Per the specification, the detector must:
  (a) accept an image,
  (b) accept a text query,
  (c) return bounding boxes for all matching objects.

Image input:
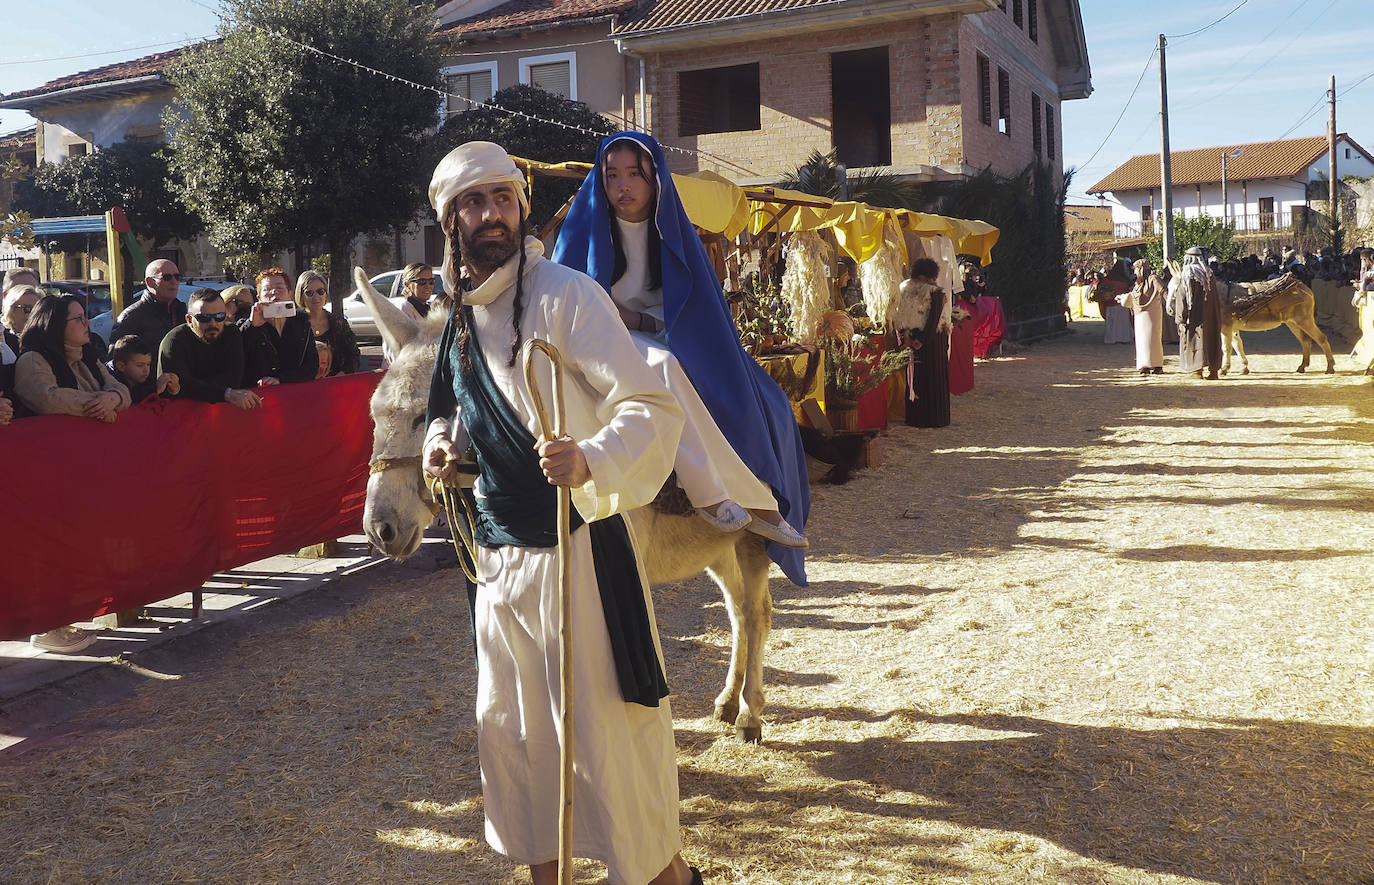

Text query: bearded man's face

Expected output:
[451,182,523,276]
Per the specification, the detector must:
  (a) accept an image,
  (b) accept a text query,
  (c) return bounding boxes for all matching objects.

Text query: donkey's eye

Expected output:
[412,414,427,430]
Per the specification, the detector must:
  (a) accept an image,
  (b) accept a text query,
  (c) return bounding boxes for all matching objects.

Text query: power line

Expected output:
[1072,46,1157,174]
[1164,0,1249,41]
[0,38,207,67]
[176,0,762,177]
[1174,0,1336,112]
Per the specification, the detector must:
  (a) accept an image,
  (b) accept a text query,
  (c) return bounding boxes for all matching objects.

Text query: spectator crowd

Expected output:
[0,260,386,654]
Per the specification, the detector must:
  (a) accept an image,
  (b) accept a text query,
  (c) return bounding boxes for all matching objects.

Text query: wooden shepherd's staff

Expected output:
[521,338,574,885]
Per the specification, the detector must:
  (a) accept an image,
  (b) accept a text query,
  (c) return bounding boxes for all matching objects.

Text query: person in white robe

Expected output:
[1119,258,1165,374]
[422,142,702,885]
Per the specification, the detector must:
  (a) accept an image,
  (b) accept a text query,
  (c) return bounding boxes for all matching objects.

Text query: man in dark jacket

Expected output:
[158,290,261,410]
[111,259,188,347]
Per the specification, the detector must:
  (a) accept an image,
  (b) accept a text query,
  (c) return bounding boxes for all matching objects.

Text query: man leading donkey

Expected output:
[421,141,704,885]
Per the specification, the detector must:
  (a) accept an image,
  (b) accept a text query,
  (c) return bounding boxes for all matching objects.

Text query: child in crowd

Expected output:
[1353,249,1374,308]
[106,335,179,403]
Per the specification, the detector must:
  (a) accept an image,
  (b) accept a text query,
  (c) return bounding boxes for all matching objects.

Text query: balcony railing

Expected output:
[1111,207,1316,240]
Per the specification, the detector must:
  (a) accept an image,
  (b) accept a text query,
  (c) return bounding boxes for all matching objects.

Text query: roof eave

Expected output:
[0,74,167,111]
[439,13,618,43]
[615,0,997,51]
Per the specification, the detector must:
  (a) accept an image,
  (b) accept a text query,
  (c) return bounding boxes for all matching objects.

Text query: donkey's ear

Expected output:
[354,266,418,359]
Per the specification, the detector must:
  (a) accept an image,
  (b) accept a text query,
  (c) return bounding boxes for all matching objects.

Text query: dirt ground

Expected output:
[3,322,1372,885]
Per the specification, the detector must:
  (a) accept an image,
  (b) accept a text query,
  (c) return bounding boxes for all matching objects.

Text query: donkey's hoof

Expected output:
[1325,367,1335,374]
[715,700,739,726]
[735,724,763,744]
[1297,366,1307,373]
[1242,368,1250,375]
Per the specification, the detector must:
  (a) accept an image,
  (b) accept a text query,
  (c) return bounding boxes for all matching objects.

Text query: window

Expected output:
[1045,103,1056,160]
[997,67,1011,135]
[977,53,992,126]
[1258,196,1275,230]
[832,47,891,168]
[678,63,760,136]
[1139,205,1153,235]
[442,62,497,117]
[1012,0,1023,27]
[66,142,89,158]
[1345,147,1352,159]
[1031,94,1042,156]
[519,52,576,100]
[1028,0,1038,42]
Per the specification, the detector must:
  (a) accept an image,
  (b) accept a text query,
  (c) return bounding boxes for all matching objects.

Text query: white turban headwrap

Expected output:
[428,141,530,295]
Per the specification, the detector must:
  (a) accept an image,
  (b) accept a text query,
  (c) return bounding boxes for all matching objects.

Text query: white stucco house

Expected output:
[1087,133,1374,240]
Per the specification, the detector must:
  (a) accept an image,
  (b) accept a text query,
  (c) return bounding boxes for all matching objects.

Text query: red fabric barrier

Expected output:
[968,295,1007,359]
[950,303,975,396]
[1,372,381,639]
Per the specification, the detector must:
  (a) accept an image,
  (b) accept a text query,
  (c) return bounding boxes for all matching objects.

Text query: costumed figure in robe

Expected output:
[1120,258,1165,375]
[552,131,810,586]
[1166,246,1223,380]
[897,258,951,427]
[421,141,703,885]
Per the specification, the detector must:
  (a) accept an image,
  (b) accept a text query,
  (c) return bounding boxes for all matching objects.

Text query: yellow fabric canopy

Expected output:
[510,154,998,266]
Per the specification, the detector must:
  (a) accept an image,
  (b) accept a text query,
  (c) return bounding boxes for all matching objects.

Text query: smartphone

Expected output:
[262,301,297,319]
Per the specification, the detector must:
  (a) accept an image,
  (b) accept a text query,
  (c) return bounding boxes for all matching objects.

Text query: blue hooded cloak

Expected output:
[552,131,809,586]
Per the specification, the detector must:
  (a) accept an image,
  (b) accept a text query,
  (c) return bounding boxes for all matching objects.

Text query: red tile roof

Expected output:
[2,46,195,102]
[613,0,838,34]
[1086,135,1369,194]
[435,0,636,38]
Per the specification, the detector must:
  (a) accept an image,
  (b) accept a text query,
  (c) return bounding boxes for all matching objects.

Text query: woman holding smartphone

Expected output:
[239,267,318,387]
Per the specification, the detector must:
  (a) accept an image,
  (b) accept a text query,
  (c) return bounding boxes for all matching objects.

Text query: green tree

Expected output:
[777,149,920,209]
[165,0,443,314]
[939,163,1070,321]
[13,138,202,250]
[1144,213,1239,269]
[435,85,614,230]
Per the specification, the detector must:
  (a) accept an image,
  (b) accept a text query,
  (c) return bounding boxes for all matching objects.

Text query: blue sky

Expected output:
[3,0,1372,205]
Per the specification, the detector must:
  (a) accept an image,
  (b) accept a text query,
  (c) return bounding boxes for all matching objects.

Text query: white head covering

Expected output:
[429,141,529,218]
[428,141,530,294]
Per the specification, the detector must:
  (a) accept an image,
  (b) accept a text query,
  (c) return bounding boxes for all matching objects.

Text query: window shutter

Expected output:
[1031,94,1042,156]
[446,70,493,116]
[529,62,571,99]
[978,54,991,126]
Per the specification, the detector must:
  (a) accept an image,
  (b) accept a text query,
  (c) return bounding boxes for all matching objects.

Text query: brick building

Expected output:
[1,0,1090,274]
[612,0,1090,182]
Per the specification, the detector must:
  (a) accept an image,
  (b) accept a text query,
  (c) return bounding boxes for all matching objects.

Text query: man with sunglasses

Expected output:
[111,259,189,350]
[158,289,260,410]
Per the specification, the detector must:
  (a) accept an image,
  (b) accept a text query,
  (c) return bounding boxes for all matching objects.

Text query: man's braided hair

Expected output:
[441,200,530,372]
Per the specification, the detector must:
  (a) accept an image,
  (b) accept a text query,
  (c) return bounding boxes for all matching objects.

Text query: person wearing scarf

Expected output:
[421,141,703,885]
[1167,247,1223,380]
[552,131,811,586]
[1121,259,1166,375]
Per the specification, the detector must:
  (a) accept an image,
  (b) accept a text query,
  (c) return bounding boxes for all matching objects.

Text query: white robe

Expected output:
[611,217,776,512]
[428,239,687,884]
[1120,278,1165,370]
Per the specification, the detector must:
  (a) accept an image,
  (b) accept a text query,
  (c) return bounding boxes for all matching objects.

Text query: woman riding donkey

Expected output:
[553,132,810,587]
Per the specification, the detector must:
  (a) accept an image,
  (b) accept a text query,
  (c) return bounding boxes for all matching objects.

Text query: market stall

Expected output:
[519,155,999,471]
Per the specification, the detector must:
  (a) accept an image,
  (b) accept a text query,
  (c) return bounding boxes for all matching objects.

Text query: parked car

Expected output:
[89,279,239,346]
[343,270,447,343]
[42,280,113,318]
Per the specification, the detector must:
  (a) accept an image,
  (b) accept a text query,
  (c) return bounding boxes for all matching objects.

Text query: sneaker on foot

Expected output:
[30,626,96,655]
[695,499,751,533]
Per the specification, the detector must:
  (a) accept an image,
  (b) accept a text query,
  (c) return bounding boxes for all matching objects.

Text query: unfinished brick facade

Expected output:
[646,5,1070,186]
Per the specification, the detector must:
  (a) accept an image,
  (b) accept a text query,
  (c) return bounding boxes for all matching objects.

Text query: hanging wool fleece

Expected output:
[780,231,834,344]
[859,219,905,328]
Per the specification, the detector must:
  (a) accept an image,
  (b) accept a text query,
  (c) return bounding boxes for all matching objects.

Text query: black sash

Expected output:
[426,306,668,707]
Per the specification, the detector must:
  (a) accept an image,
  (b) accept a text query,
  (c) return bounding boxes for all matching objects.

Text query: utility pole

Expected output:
[1158,34,1175,263]
[1328,74,1338,245]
